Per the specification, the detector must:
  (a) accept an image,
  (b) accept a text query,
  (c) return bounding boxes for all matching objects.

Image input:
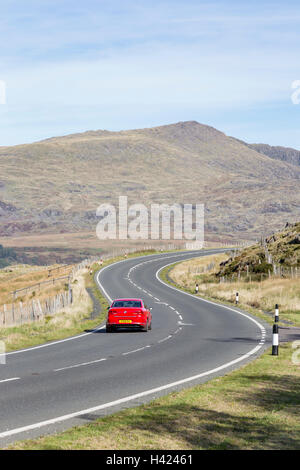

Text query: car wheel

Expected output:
[106,325,114,333]
[142,321,149,332]
[149,321,152,330]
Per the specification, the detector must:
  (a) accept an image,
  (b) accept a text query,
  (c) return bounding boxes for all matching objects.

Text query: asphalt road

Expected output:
[0,249,270,446]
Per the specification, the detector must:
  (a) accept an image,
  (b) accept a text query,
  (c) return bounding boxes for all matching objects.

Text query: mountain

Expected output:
[0,121,299,241]
[241,142,300,167]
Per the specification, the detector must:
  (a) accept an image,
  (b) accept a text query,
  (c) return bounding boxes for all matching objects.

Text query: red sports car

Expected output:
[106,298,152,332]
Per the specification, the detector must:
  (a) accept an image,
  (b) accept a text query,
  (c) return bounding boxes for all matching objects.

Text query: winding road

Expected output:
[0,249,270,446]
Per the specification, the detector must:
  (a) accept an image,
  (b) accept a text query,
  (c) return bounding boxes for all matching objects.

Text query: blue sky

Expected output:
[0,0,300,148]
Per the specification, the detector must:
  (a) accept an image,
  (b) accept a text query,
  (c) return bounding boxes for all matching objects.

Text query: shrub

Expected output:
[251,262,273,274]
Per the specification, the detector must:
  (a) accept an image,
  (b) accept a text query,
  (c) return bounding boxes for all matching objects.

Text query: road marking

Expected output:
[173,328,182,335]
[3,251,224,356]
[0,378,20,384]
[5,326,106,356]
[0,342,262,440]
[155,263,267,336]
[158,335,172,343]
[54,358,107,372]
[122,345,151,356]
[1,249,252,439]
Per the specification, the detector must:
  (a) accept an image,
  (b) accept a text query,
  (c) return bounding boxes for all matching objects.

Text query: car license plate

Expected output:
[119,320,132,323]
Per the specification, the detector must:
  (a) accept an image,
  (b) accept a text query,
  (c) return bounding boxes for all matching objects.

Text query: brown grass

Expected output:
[1,266,95,351]
[0,263,73,307]
[170,255,300,325]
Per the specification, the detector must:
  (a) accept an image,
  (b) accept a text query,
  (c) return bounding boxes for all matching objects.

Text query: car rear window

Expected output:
[112,300,142,308]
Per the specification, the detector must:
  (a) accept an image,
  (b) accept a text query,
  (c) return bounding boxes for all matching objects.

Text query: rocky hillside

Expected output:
[218,222,300,276]
[246,143,300,167]
[0,121,299,240]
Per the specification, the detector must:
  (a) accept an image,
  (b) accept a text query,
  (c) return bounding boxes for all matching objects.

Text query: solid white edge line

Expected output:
[5,326,106,356]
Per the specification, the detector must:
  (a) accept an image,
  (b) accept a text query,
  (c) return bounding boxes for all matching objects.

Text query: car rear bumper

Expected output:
[106,321,146,328]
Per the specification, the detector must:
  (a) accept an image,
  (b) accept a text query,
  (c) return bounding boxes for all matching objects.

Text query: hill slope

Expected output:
[244,143,300,167]
[218,222,300,277]
[0,121,299,240]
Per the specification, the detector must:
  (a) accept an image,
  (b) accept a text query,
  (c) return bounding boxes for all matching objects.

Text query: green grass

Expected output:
[7,343,300,450]
[0,317,101,352]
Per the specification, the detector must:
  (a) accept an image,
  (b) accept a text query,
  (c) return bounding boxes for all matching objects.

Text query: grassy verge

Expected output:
[8,342,300,450]
[162,255,300,327]
[0,270,99,352]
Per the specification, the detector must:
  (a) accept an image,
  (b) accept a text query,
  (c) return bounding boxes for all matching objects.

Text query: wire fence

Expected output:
[219,266,300,283]
[10,274,71,300]
[0,290,73,327]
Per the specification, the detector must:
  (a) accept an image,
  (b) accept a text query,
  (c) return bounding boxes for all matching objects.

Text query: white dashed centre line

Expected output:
[122,345,151,356]
[0,378,20,384]
[54,358,107,372]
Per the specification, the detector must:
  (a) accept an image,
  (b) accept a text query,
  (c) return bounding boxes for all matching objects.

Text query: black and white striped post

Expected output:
[275,304,279,323]
[272,324,279,356]
[235,292,239,305]
[195,284,199,294]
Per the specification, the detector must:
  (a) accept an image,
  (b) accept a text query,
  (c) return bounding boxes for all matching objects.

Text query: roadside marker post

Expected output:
[235,292,239,305]
[195,284,199,294]
[272,324,279,356]
[275,304,279,323]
